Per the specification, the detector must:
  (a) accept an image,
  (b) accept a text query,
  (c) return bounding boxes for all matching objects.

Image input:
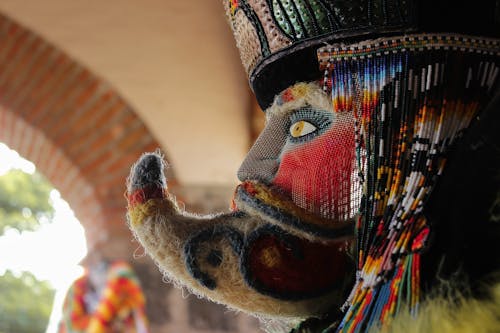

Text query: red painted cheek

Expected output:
[273,120,356,219]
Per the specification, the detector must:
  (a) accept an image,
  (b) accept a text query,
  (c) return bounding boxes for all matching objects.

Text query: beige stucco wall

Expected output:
[0,0,251,186]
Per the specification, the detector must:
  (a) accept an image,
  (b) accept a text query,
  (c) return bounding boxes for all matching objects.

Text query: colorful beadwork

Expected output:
[271,0,334,40]
[228,0,271,57]
[317,33,500,332]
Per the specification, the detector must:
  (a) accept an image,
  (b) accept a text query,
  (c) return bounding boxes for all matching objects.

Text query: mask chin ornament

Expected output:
[127,0,500,331]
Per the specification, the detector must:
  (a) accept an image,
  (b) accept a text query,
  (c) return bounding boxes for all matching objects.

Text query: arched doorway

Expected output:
[0,12,167,256]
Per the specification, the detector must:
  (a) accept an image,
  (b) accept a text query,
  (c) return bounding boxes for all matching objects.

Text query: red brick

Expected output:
[15,51,71,120]
[1,107,14,146]
[14,116,33,159]
[36,71,99,133]
[21,59,73,126]
[2,36,43,107]
[55,91,118,148]
[0,22,22,74]
[0,29,31,94]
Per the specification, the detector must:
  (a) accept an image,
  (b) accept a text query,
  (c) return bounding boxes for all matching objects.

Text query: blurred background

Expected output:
[0,1,265,332]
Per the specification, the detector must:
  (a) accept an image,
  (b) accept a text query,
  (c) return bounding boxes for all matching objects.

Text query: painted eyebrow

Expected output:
[266,101,333,121]
[266,88,333,119]
[289,107,333,123]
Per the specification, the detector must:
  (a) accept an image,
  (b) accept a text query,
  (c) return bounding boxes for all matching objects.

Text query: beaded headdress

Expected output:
[225,0,499,108]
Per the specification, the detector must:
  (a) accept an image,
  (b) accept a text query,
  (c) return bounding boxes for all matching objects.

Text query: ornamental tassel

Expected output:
[318,34,500,332]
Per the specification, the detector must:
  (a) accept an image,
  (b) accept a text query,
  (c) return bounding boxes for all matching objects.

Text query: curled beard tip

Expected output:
[127,152,168,193]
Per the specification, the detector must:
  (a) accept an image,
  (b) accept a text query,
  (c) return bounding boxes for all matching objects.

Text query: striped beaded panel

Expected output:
[317,33,499,332]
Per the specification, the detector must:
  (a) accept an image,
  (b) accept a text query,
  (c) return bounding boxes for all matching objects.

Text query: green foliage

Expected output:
[0,169,55,235]
[0,270,55,333]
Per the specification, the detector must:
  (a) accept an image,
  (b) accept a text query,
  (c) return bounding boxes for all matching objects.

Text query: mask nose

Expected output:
[237,116,287,184]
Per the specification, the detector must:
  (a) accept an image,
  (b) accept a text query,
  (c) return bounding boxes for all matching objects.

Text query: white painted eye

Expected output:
[289,120,317,138]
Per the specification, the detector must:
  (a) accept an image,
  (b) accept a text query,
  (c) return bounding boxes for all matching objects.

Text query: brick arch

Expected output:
[0,13,174,253]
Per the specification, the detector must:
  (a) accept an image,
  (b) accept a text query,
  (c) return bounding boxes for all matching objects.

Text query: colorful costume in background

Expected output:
[126,1,500,332]
[58,261,148,333]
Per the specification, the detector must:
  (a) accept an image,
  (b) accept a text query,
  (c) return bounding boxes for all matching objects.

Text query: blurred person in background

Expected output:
[58,253,148,333]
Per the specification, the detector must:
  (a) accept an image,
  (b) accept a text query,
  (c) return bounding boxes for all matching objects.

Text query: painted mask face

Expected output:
[238,82,359,222]
[125,82,357,324]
